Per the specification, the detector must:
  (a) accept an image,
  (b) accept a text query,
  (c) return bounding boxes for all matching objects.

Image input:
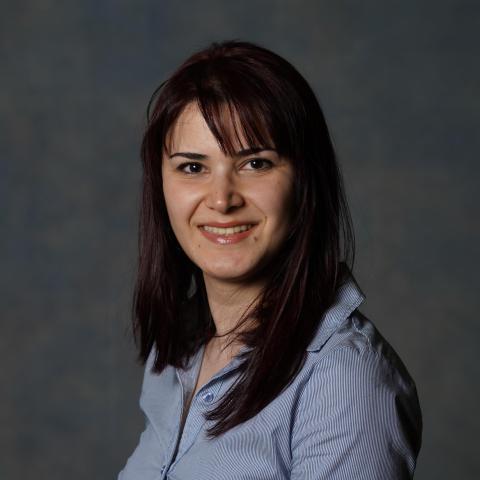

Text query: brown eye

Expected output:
[245,158,273,170]
[177,162,204,174]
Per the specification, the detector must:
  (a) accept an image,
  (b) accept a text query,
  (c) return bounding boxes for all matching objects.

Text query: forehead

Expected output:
[167,103,216,146]
[164,101,273,156]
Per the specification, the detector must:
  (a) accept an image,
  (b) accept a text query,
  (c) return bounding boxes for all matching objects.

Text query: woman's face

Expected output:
[162,102,295,285]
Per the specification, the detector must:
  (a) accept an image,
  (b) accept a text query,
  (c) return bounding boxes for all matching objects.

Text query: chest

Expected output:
[139,352,303,479]
[177,355,230,443]
[191,354,230,399]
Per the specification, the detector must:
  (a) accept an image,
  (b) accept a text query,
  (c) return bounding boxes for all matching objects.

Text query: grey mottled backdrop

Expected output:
[1,1,479,478]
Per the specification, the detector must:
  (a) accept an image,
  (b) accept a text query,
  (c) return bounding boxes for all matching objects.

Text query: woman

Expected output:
[118,40,422,479]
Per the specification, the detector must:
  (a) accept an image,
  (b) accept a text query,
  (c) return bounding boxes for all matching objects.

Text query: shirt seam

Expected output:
[350,314,377,357]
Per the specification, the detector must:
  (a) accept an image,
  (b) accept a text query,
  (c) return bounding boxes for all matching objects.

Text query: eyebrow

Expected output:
[168,146,276,160]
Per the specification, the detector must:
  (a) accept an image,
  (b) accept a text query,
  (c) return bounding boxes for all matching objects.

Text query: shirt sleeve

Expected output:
[117,416,166,480]
[118,348,167,480]
[290,345,422,479]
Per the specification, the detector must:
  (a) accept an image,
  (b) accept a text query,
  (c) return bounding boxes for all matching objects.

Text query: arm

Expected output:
[290,346,422,479]
[118,416,166,480]
[118,347,168,480]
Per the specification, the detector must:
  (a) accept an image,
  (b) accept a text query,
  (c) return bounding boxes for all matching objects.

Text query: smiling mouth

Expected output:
[201,224,255,235]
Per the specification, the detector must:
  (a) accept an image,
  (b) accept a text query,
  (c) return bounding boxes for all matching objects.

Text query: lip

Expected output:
[199,221,257,228]
[198,224,257,245]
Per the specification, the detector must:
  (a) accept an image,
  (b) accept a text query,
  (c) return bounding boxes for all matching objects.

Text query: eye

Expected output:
[244,158,274,170]
[177,162,204,174]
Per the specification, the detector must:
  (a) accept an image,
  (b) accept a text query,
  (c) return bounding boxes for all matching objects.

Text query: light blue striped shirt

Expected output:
[118,275,422,479]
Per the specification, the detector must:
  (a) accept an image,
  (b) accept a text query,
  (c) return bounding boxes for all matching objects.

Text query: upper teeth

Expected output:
[203,224,253,235]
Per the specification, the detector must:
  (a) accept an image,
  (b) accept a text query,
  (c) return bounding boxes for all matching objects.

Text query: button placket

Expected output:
[202,391,215,403]
[170,380,223,468]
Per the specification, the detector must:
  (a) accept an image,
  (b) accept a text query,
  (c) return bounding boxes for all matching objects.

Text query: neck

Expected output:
[202,274,263,352]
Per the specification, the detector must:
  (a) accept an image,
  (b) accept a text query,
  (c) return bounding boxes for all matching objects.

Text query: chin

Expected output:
[201,261,259,283]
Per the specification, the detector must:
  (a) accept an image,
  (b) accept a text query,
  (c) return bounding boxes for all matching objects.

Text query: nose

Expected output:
[204,171,244,214]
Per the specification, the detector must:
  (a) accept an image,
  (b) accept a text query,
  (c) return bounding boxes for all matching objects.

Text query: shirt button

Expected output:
[202,391,214,403]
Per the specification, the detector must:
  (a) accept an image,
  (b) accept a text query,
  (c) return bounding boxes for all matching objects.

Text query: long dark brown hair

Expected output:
[133,39,355,437]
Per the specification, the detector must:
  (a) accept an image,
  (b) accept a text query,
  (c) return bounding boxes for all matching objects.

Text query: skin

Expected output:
[161,102,295,361]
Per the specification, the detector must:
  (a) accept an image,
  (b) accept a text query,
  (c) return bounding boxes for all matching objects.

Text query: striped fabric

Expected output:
[118,274,422,479]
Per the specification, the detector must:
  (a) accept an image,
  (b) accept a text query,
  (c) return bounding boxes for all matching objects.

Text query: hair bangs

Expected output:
[178,61,293,159]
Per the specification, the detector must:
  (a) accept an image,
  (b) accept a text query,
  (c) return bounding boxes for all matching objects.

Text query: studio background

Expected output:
[1,1,478,478]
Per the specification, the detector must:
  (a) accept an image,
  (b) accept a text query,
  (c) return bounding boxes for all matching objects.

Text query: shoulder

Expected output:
[310,309,419,397]
[291,310,422,477]
[303,272,420,406]
[304,308,422,434]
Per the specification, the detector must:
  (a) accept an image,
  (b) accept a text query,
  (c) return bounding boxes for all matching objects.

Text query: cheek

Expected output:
[162,184,185,232]
[163,182,200,229]
[162,184,176,220]
[263,179,295,219]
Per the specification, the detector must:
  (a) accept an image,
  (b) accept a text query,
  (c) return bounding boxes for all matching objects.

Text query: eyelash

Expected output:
[176,158,274,175]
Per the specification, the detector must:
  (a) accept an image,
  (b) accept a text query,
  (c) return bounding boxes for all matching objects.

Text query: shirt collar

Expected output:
[232,272,365,358]
[306,272,366,352]
[182,272,366,376]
